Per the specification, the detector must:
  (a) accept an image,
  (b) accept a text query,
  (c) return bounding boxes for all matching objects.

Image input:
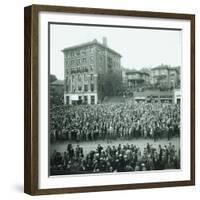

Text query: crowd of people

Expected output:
[50,143,180,175]
[50,102,180,143]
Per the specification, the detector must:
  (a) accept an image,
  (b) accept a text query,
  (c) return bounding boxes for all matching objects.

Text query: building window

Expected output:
[65,68,68,75]
[91,74,94,82]
[78,85,82,91]
[88,47,92,53]
[91,84,94,92]
[82,58,87,64]
[65,84,69,92]
[77,66,81,72]
[90,65,94,72]
[85,66,89,72]
[66,96,69,105]
[84,96,88,104]
[71,60,75,65]
[71,51,74,57]
[84,85,88,92]
[91,95,95,104]
[78,96,82,104]
[90,56,94,63]
[108,57,113,66]
[76,50,80,56]
[84,74,88,82]
[81,50,86,56]
[78,96,82,101]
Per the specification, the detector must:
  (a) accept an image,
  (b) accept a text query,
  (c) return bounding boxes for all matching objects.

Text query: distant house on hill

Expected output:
[151,64,180,88]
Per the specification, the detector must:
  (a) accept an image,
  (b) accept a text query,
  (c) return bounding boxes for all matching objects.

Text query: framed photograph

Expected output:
[24,5,195,195]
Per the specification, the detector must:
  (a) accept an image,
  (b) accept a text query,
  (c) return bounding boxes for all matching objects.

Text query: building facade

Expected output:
[133,90,173,103]
[62,38,121,105]
[174,89,181,104]
[125,70,150,87]
[133,89,181,104]
[151,64,180,87]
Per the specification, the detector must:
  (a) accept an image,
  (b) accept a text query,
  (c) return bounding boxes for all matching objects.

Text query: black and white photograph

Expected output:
[23,5,195,194]
[49,23,181,176]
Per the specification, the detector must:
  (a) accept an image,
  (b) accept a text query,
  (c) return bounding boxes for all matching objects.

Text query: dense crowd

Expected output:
[50,143,180,175]
[50,102,180,143]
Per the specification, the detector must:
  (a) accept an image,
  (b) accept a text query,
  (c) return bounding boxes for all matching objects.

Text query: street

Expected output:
[50,137,180,156]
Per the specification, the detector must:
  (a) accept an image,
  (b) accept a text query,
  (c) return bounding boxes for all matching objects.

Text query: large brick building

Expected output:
[62,37,122,105]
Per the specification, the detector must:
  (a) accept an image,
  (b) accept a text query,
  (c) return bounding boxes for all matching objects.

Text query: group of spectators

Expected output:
[50,143,180,175]
[50,102,180,143]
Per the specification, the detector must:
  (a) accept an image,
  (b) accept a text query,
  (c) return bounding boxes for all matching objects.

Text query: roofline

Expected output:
[62,40,121,57]
[126,71,150,76]
[151,66,180,71]
[151,65,169,70]
[62,41,95,52]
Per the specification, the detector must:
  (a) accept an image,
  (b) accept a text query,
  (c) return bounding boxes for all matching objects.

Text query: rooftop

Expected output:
[151,64,170,70]
[125,69,150,76]
[151,64,180,71]
[62,39,121,57]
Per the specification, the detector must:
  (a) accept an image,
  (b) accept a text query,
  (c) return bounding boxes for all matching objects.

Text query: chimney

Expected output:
[102,37,107,47]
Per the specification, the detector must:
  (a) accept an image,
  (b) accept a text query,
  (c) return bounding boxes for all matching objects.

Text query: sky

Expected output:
[50,23,182,80]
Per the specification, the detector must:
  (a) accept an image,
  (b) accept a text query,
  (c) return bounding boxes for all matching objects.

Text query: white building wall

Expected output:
[174,89,181,104]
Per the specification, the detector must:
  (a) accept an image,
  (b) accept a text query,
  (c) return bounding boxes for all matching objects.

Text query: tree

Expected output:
[101,70,123,98]
[50,74,57,83]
